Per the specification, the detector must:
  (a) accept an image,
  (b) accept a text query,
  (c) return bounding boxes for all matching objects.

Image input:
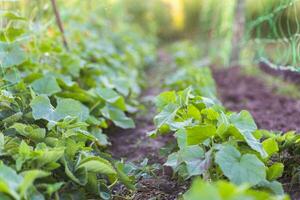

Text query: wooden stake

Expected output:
[50,0,69,50]
[230,0,245,66]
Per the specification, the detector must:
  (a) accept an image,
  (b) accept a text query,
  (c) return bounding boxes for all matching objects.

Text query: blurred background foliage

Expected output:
[1,0,300,69]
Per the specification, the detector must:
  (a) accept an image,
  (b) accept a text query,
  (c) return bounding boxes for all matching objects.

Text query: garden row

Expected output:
[149,41,299,199]
[0,9,156,200]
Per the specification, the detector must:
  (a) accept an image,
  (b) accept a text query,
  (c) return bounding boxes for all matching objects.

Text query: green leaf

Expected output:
[186,104,201,121]
[63,158,87,186]
[176,87,192,107]
[0,163,22,199]
[257,180,284,195]
[201,107,219,120]
[115,162,135,190]
[183,179,221,200]
[19,170,50,198]
[267,163,284,181]
[76,157,116,175]
[60,53,84,77]
[154,103,179,129]
[186,124,216,145]
[230,111,267,158]
[31,76,61,96]
[54,98,89,121]
[30,95,55,121]
[11,123,46,141]
[35,147,65,168]
[101,104,134,129]
[3,12,26,21]
[0,42,26,68]
[215,145,266,186]
[155,91,176,110]
[30,95,89,122]
[262,138,279,157]
[184,179,288,200]
[95,87,126,110]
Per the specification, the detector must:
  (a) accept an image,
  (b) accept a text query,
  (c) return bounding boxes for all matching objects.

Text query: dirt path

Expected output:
[108,50,187,200]
[213,66,300,133]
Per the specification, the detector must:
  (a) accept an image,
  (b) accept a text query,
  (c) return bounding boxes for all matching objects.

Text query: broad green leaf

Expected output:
[257,180,284,195]
[19,170,50,198]
[184,179,221,200]
[215,145,266,186]
[186,104,201,121]
[95,87,126,110]
[54,98,89,121]
[0,163,22,199]
[267,163,284,181]
[165,153,178,169]
[30,95,89,122]
[76,157,116,175]
[230,111,267,158]
[154,103,179,129]
[184,179,289,200]
[60,53,84,77]
[155,91,176,110]
[186,124,216,145]
[31,76,61,96]
[0,42,26,68]
[201,107,219,120]
[101,104,134,129]
[165,144,210,178]
[30,95,55,121]
[262,138,279,157]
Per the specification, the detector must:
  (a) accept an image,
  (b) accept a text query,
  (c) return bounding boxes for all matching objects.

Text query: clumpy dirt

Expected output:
[108,50,188,199]
[213,66,300,133]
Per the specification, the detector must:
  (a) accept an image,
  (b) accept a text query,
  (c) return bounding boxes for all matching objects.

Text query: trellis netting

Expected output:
[199,0,300,72]
[246,0,300,72]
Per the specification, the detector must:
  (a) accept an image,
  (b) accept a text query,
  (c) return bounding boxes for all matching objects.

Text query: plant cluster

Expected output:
[150,43,300,199]
[0,8,156,200]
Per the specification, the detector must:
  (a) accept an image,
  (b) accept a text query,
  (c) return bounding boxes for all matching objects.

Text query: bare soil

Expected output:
[213,66,300,200]
[213,66,300,133]
[108,51,188,200]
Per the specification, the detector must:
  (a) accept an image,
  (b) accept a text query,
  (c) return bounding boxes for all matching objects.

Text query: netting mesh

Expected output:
[246,0,300,72]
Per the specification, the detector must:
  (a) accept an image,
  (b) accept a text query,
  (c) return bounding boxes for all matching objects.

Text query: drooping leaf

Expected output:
[76,157,116,175]
[230,111,267,158]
